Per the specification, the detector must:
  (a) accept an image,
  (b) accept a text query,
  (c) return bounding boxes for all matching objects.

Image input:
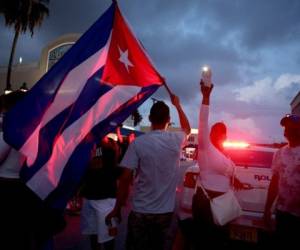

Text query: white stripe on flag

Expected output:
[27,85,141,199]
[21,38,111,166]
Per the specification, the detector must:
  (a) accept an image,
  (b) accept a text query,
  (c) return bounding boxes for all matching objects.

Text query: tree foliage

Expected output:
[0,0,49,36]
[132,109,143,126]
[0,0,50,90]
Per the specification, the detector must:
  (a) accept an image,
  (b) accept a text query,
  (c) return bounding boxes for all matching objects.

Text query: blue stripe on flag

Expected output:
[44,85,159,210]
[20,68,113,181]
[3,3,116,149]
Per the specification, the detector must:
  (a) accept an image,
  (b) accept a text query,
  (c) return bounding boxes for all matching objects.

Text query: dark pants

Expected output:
[0,178,65,250]
[177,218,195,250]
[192,187,228,248]
[126,211,173,250]
[275,210,300,248]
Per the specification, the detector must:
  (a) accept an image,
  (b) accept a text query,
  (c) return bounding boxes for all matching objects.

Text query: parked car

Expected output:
[224,145,276,244]
[177,143,277,245]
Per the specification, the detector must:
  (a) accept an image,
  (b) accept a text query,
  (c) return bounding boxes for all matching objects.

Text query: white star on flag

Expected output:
[118,47,134,72]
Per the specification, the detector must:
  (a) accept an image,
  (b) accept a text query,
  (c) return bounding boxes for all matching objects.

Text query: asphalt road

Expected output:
[53,160,193,250]
[53,160,272,250]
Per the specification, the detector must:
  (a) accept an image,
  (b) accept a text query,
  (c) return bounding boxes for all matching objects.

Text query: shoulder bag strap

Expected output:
[231,166,235,187]
[197,182,211,201]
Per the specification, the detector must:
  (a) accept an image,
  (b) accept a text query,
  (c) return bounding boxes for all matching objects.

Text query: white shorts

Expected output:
[80,198,117,243]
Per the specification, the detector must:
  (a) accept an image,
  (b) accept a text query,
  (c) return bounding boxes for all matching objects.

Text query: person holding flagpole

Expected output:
[1,1,171,248]
[106,86,190,250]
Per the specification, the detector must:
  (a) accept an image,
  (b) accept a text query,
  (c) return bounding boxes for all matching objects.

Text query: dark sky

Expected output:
[1,0,300,142]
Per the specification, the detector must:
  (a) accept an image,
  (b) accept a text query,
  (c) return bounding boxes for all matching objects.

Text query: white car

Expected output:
[177,144,277,244]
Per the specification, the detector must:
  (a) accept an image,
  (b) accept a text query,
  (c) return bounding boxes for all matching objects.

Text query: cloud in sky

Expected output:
[234,74,300,107]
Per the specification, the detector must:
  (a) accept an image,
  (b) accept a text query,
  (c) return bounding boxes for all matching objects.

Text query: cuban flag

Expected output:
[3,2,164,210]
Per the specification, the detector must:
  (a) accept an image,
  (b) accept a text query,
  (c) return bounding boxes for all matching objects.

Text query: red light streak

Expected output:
[223,141,250,148]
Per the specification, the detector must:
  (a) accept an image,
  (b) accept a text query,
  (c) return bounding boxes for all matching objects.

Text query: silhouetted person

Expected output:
[192,81,249,248]
[264,114,300,248]
[106,92,190,250]
[0,91,65,250]
[80,135,122,250]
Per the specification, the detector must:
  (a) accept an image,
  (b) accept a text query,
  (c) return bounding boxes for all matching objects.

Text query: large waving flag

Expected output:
[3,2,164,210]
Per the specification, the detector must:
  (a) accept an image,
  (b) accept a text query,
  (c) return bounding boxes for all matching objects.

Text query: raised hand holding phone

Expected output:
[201,66,212,87]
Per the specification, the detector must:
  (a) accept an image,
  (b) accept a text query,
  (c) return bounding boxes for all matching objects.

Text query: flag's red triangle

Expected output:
[102,6,164,87]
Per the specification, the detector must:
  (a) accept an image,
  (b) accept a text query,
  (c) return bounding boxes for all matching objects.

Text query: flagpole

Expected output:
[163,80,173,96]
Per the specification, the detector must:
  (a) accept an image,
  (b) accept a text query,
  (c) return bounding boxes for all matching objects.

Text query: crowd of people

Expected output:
[0,78,299,250]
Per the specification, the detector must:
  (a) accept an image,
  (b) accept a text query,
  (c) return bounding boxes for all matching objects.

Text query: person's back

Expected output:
[80,138,121,200]
[80,164,121,200]
[192,79,250,249]
[106,94,191,250]
[80,136,122,250]
[125,129,185,213]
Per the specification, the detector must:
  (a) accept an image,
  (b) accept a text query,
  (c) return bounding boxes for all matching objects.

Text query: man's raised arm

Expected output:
[170,93,191,135]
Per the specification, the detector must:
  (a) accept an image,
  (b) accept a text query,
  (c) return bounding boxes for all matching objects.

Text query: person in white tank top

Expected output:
[192,80,249,248]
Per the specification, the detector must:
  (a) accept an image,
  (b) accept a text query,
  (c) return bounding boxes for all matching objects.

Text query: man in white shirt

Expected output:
[192,81,248,248]
[264,114,300,247]
[106,93,190,250]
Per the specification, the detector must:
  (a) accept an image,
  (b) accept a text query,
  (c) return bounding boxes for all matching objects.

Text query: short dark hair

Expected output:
[280,114,300,128]
[210,122,227,148]
[211,122,227,135]
[149,101,170,125]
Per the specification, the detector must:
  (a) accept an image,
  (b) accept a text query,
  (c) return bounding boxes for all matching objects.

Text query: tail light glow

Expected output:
[223,141,250,149]
[183,172,199,188]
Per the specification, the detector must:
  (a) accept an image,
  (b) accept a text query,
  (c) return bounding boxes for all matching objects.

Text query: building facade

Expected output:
[0,33,140,129]
[0,33,80,93]
[291,91,300,115]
